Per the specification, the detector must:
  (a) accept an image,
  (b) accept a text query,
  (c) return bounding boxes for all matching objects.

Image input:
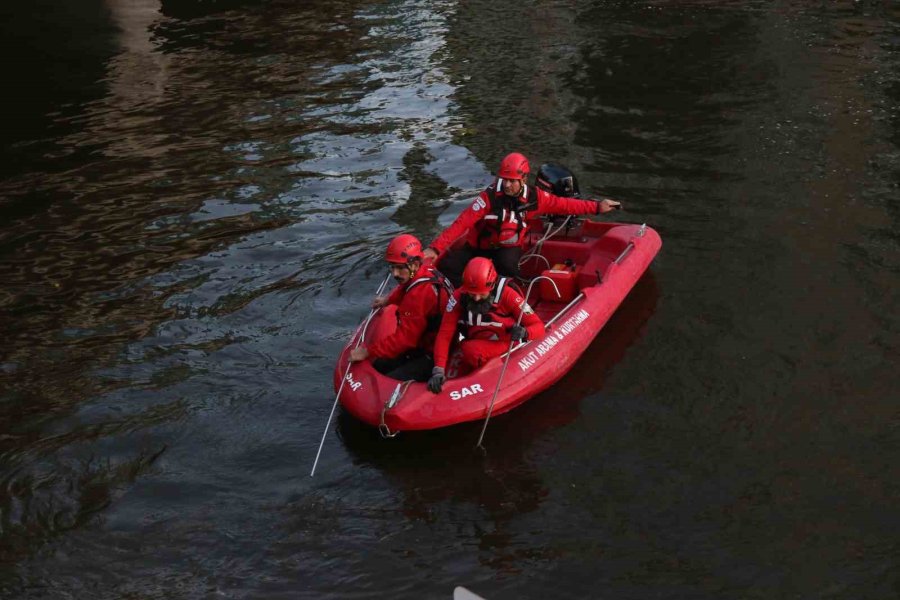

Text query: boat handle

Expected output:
[613,242,634,265]
[379,381,411,438]
[612,224,646,265]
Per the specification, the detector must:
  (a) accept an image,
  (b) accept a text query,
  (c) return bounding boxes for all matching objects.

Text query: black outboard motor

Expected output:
[535,163,581,198]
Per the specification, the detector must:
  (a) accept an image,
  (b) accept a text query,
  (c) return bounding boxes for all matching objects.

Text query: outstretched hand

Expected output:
[597,198,621,213]
[423,247,439,262]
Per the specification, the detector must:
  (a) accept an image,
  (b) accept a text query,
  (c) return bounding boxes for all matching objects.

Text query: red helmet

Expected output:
[497,152,530,180]
[385,234,423,264]
[460,257,497,295]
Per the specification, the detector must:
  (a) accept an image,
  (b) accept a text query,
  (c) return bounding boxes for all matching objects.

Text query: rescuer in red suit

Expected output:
[423,152,621,286]
[427,257,545,393]
[349,234,453,382]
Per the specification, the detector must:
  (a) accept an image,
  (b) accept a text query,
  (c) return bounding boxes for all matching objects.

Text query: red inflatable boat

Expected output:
[333,217,662,435]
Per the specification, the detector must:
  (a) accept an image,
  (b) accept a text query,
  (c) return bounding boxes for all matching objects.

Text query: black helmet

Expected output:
[535,163,580,197]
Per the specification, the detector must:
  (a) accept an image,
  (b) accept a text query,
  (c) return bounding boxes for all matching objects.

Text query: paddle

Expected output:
[310,272,392,477]
[475,275,559,450]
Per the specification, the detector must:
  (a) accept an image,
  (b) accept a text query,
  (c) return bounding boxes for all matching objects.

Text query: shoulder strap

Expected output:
[406,276,430,291]
[408,268,453,295]
[523,184,538,211]
[409,269,454,331]
[493,277,509,303]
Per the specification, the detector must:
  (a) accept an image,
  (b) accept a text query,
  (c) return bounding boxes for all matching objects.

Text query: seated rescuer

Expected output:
[423,152,621,286]
[349,234,453,382]
[427,257,545,394]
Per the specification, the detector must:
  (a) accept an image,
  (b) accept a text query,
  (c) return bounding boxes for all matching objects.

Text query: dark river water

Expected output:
[2,1,899,598]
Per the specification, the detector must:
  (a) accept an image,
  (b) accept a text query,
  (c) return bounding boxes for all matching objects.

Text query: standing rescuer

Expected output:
[427,257,544,394]
[423,152,621,286]
[349,234,453,382]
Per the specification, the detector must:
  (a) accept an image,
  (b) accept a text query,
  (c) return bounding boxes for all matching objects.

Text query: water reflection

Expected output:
[0,1,118,181]
[336,273,658,576]
[2,0,898,597]
[1,0,481,574]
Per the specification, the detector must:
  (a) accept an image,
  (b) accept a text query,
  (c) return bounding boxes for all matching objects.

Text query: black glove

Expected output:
[508,325,527,342]
[427,367,445,393]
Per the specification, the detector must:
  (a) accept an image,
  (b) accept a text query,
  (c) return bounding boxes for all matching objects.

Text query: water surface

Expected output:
[2,1,899,598]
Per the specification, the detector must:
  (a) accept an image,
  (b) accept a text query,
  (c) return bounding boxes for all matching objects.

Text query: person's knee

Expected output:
[460,341,502,370]
[372,357,395,375]
[387,354,433,382]
[460,344,482,369]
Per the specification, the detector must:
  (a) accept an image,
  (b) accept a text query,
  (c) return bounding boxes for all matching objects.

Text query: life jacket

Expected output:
[403,267,454,332]
[476,180,538,248]
[457,277,518,340]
